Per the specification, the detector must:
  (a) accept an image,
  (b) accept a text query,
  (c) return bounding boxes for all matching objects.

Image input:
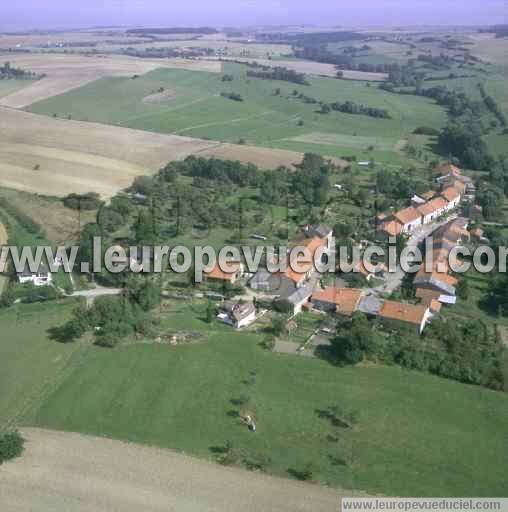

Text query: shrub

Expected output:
[22,284,60,304]
[413,126,440,136]
[63,192,103,211]
[0,431,24,464]
[220,91,244,102]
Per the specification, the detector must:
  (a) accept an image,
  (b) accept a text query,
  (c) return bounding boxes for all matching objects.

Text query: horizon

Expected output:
[0,0,505,32]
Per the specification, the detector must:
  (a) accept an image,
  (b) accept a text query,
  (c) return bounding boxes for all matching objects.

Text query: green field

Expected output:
[1,299,507,496]
[0,300,86,429]
[27,63,447,165]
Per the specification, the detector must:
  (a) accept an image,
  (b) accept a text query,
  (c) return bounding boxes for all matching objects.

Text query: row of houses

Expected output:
[310,287,431,334]
[207,224,335,327]
[414,217,470,307]
[377,164,470,238]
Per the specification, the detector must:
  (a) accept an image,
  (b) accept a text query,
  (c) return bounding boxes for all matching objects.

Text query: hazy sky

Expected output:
[1,0,506,31]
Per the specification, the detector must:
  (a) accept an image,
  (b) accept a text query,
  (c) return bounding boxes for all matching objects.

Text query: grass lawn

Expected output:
[27,63,447,166]
[0,299,501,497]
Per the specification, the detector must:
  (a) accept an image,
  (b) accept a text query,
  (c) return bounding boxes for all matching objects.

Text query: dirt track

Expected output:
[0,428,351,512]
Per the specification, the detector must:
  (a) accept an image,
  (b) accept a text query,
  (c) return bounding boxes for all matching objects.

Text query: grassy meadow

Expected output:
[27,63,447,166]
[0,299,505,496]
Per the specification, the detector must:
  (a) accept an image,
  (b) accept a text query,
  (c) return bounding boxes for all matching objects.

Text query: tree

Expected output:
[0,431,24,464]
[135,210,157,245]
[334,221,354,239]
[457,278,469,300]
[0,287,15,309]
[272,314,288,337]
[126,277,161,312]
[206,301,215,323]
[320,103,331,114]
[333,313,379,364]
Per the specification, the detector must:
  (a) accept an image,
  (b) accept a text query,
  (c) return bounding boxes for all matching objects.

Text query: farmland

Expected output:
[1,24,507,503]
[0,78,33,99]
[0,107,316,197]
[27,62,447,165]
[0,53,222,108]
[1,428,346,512]
[0,300,506,497]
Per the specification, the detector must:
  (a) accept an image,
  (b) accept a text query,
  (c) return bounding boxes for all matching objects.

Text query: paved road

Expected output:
[369,217,455,296]
[0,428,354,512]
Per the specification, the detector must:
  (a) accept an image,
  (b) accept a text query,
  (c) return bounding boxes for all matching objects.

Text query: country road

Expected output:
[0,428,355,512]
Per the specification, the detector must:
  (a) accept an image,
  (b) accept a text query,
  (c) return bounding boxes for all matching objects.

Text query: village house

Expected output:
[311,287,363,317]
[418,196,448,224]
[204,260,244,284]
[441,186,462,211]
[378,300,431,335]
[420,190,437,201]
[393,206,422,233]
[411,194,427,208]
[17,264,52,287]
[413,218,469,301]
[217,300,256,329]
[301,224,334,251]
[283,236,328,288]
[433,163,462,182]
[284,284,314,317]
[377,219,403,238]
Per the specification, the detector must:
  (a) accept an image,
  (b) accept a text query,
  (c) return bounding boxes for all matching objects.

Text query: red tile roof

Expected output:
[379,301,428,326]
[441,186,461,202]
[205,261,241,281]
[417,197,448,217]
[311,287,363,316]
[394,207,421,225]
[379,220,403,237]
[284,237,326,284]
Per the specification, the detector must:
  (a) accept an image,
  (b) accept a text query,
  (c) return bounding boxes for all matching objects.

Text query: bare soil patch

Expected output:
[0,428,350,512]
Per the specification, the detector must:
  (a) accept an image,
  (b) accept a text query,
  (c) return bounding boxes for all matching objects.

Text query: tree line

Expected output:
[333,314,505,391]
[246,67,309,85]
